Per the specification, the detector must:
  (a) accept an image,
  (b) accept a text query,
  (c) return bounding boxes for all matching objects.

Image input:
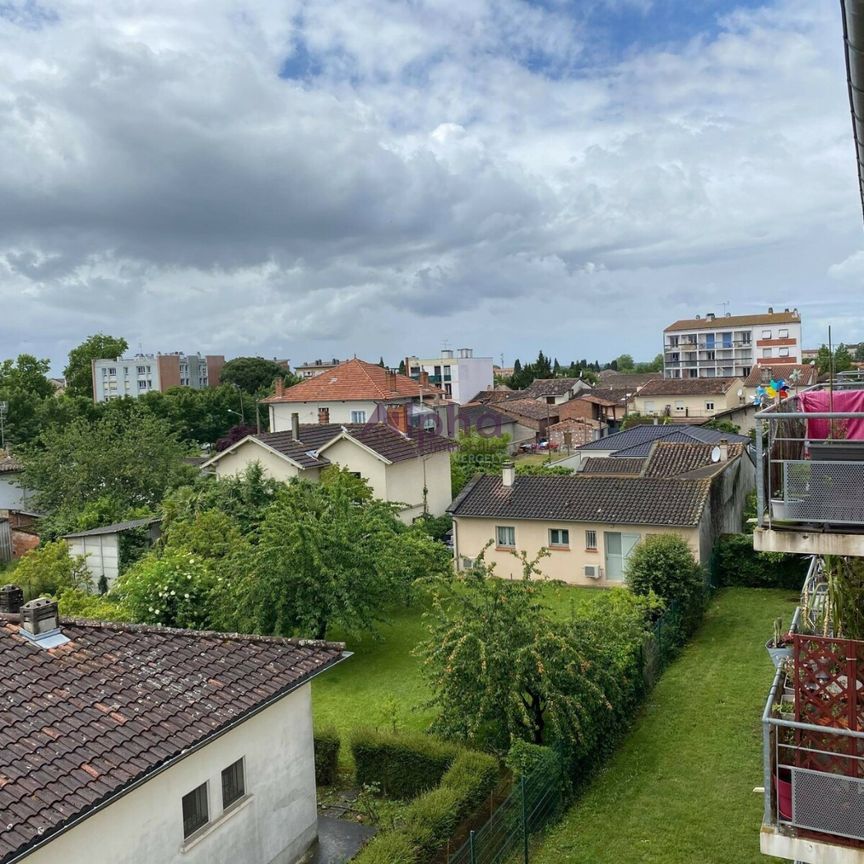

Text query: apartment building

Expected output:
[405,348,493,403]
[91,353,225,402]
[663,308,802,379]
[294,358,345,379]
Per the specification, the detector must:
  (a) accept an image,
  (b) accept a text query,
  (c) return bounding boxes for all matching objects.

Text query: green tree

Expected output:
[219,357,295,394]
[634,353,663,373]
[0,354,55,444]
[450,431,510,496]
[515,463,573,476]
[14,541,91,599]
[855,342,864,363]
[64,333,128,398]
[20,407,196,531]
[613,353,635,372]
[834,343,853,373]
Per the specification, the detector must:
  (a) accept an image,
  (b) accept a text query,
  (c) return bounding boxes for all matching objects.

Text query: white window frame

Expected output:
[548,528,570,548]
[350,410,367,423]
[778,328,789,338]
[705,401,714,411]
[762,348,772,358]
[779,347,790,357]
[762,330,772,339]
[496,526,516,548]
[585,529,597,550]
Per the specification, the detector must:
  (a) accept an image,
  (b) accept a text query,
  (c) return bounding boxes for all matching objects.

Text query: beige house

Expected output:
[631,377,745,419]
[202,420,454,522]
[0,596,346,864]
[450,441,754,586]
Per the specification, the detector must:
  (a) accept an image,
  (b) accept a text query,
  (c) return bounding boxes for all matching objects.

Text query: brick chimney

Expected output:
[274,377,285,398]
[502,462,515,487]
[387,404,409,434]
[420,371,430,387]
[0,584,23,614]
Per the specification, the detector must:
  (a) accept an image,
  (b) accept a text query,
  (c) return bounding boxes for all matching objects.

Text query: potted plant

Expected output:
[766,617,793,668]
[780,657,796,700]
[773,700,795,722]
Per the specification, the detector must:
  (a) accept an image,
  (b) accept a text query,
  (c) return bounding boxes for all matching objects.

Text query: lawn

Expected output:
[312,581,600,760]
[529,587,797,864]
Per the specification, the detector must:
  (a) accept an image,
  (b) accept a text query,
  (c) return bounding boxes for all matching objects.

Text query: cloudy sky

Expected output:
[1,0,862,373]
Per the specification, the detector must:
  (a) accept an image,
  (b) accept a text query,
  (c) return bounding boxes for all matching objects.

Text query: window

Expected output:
[549,528,569,547]
[762,330,772,339]
[585,530,597,550]
[546,396,556,404]
[779,328,789,338]
[443,365,452,381]
[779,347,789,357]
[221,759,245,809]
[108,367,116,376]
[137,365,146,375]
[350,410,367,423]
[138,380,147,390]
[496,526,515,548]
[705,401,714,411]
[644,401,655,414]
[762,348,772,358]
[182,783,209,839]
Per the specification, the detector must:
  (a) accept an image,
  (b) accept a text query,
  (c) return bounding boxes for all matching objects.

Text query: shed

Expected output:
[63,518,161,588]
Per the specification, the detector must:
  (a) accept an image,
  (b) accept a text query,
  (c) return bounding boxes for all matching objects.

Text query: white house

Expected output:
[404,349,494,404]
[0,592,346,864]
[202,417,455,522]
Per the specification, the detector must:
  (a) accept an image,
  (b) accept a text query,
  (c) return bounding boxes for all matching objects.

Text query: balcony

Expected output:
[753,374,864,556]
[760,559,864,863]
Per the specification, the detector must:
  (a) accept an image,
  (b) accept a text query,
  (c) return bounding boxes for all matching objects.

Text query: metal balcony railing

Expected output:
[755,372,864,531]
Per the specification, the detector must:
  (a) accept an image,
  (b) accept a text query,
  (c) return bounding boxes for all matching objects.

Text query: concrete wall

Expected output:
[318,435,389,499]
[383,449,452,520]
[211,440,313,484]
[24,685,318,864]
[634,382,743,419]
[453,516,703,585]
[66,534,120,587]
[271,400,383,428]
[0,473,31,511]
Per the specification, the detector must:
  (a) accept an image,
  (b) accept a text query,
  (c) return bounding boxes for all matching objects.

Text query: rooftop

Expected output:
[523,378,585,398]
[742,363,818,388]
[0,618,344,862]
[494,398,560,422]
[664,310,800,332]
[262,358,442,403]
[449,474,710,527]
[575,423,749,455]
[636,377,740,397]
[62,517,160,539]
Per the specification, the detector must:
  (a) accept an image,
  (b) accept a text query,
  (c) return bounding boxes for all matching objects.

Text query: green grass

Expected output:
[530,588,797,864]
[312,581,601,760]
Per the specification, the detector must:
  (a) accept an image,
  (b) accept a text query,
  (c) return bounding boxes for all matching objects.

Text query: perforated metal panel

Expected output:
[792,766,864,841]
[781,459,864,524]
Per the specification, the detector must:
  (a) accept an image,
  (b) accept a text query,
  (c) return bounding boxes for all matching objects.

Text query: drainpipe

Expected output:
[841,0,864,225]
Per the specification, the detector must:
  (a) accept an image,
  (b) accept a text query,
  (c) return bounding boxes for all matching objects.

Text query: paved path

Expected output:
[307,815,376,864]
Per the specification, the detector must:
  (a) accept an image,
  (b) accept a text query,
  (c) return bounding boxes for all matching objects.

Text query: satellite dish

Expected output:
[736,389,744,398]
[710,446,721,463]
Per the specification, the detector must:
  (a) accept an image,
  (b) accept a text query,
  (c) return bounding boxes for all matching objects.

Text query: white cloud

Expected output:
[0,0,861,370]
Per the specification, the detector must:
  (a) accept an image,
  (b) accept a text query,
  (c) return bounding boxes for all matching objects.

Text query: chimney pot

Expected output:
[502,462,515,487]
[21,597,59,636]
[0,584,24,614]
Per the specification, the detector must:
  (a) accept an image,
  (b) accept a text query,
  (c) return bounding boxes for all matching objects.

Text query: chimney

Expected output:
[502,461,515,487]
[291,412,300,440]
[420,371,429,387]
[706,312,715,321]
[274,377,285,398]
[388,370,398,392]
[768,306,774,314]
[0,584,23,614]
[719,438,729,462]
[386,404,409,434]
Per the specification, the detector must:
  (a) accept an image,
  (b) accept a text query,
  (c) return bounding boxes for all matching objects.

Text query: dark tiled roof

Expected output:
[494,399,559,422]
[0,621,344,862]
[456,404,521,433]
[642,441,745,478]
[449,474,710,527]
[581,457,646,475]
[296,423,454,463]
[577,423,749,453]
[524,378,584,398]
[665,311,800,332]
[636,377,739,397]
[63,517,160,539]
[255,430,333,468]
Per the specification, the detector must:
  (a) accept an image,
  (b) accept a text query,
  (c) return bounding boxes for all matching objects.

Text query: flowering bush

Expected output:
[117,549,218,629]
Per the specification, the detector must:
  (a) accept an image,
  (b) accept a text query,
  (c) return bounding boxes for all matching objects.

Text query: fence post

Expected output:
[469,830,476,864]
[521,775,529,864]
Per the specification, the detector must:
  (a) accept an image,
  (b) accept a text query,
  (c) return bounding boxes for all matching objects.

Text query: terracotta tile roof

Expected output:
[595,372,662,391]
[449,474,710,527]
[465,389,527,405]
[262,358,442,403]
[580,457,646,475]
[523,378,585,398]
[742,363,817,388]
[664,311,800,332]
[494,399,559,422]
[576,393,620,407]
[635,377,740,397]
[642,441,745,478]
[0,620,344,862]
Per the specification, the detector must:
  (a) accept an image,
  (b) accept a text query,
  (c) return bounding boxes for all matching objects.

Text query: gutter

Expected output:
[841,0,864,225]
[4,650,352,864]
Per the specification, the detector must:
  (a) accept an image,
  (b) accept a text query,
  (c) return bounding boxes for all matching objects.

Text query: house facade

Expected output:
[663,308,802,380]
[523,378,592,406]
[202,420,454,522]
[632,377,745,419]
[0,597,345,864]
[91,353,225,402]
[0,456,30,512]
[294,358,346,379]
[405,348,494,404]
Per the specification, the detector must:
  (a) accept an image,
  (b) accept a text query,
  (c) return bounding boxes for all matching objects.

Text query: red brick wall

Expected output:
[206,355,225,388]
[12,530,38,558]
[558,399,596,422]
[548,420,596,449]
[157,355,182,391]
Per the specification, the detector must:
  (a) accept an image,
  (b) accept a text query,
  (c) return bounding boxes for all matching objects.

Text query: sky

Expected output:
[1,0,863,374]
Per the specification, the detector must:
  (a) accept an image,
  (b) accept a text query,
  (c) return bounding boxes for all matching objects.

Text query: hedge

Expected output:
[505,740,562,781]
[350,729,460,799]
[353,741,499,864]
[713,534,808,589]
[314,728,340,787]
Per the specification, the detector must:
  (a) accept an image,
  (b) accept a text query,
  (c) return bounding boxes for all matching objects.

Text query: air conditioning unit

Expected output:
[461,556,477,571]
[584,565,602,580]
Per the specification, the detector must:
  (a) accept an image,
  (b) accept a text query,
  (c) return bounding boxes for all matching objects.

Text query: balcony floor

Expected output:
[753,527,864,557]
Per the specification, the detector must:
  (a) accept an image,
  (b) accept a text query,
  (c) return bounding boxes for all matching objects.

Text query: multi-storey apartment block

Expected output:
[663,308,802,380]
[91,353,224,402]
[294,358,346,379]
[404,348,493,403]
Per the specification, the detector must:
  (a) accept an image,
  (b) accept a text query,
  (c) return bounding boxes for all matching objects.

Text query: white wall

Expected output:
[271,401,383,429]
[452,358,494,404]
[0,473,31,511]
[383,449,452,520]
[211,441,314,484]
[24,686,318,864]
[66,534,120,587]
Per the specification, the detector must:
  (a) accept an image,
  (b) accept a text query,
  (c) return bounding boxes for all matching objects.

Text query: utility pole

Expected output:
[0,401,7,452]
